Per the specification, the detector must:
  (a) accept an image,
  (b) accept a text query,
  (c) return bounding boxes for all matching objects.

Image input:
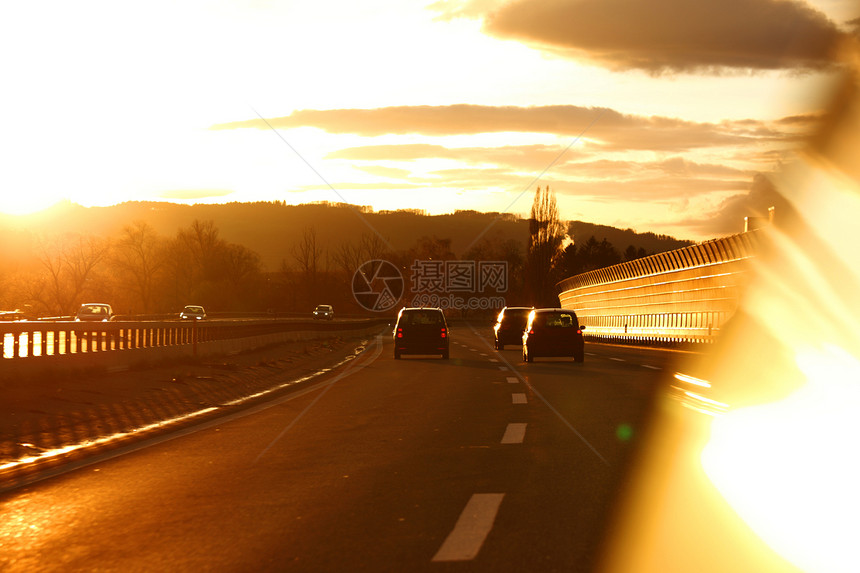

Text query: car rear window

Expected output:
[400,310,444,325]
[81,306,108,315]
[503,309,531,321]
[539,313,577,328]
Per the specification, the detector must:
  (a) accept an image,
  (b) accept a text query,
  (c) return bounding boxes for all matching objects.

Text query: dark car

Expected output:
[522,308,585,363]
[180,305,207,320]
[393,307,449,359]
[313,305,334,320]
[493,306,533,350]
[75,303,115,322]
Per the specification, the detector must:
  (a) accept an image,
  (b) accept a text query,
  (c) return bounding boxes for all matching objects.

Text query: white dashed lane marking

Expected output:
[501,423,527,444]
[511,393,527,404]
[609,357,625,362]
[642,364,661,370]
[506,377,518,384]
[432,494,505,562]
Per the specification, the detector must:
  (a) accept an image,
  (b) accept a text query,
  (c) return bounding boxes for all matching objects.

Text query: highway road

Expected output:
[0,324,685,572]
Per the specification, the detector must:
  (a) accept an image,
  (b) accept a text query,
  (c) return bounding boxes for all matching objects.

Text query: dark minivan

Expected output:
[493,306,533,350]
[393,307,449,359]
[522,308,585,363]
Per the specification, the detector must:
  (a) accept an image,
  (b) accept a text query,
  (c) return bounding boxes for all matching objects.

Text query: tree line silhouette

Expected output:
[0,195,684,318]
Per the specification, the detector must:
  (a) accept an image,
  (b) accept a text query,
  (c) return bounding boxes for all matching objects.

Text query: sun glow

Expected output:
[702,345,860,573]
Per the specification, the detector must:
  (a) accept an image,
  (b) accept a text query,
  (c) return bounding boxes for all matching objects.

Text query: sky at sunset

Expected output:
[2,0,858,241]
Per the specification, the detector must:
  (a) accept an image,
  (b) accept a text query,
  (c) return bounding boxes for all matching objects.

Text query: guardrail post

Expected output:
[192,323,198,357]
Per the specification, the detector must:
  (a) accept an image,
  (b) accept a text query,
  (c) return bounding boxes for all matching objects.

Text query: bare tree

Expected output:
[333,233,390,279]
[163,220,227,308]
[290,227,327,309]
[111,221,166,313]
[35,234,109,315]
[526,186,565,307]
[292,227,323,275]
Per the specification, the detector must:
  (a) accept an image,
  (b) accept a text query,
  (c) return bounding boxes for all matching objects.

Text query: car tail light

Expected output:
[396,328,403,339]
[577,329,582,334]
[440,327,447,338]
[528,328,534,335]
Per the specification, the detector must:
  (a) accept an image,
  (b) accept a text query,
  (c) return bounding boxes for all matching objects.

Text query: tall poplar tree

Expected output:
[526,185,565,307]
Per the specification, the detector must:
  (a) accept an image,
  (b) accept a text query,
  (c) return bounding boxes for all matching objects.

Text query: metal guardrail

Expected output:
[557,230,761,345]
[0,318,389,376]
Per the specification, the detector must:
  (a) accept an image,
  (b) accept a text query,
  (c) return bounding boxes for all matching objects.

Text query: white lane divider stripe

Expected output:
[511,393,527,404]
[506,376,518,384]
[609,357,625,362]
[501,423,526,444]
[642,364,661,370]
[432,493,505,562]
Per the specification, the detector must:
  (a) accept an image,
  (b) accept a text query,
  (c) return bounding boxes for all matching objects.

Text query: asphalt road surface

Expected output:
[0,325,684,572]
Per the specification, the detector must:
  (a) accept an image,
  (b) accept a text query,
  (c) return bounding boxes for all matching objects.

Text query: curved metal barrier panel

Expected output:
[557,230,761,344]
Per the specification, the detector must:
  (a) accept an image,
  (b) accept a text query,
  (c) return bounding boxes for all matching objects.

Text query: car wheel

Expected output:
[442,350,449,360]
[394,350,401,359]
[574,353,584,363]
[498,342,504,351]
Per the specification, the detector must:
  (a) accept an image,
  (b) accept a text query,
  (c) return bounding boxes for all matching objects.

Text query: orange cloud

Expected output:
[435,0,844,73]
[329,143,582,171]
[214,105,796,152]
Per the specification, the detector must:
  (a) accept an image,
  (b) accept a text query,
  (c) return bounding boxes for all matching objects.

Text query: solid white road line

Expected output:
[511,393,527,404]
[501,423,526,444]
[432,493,506,562]
[506,376,518,384]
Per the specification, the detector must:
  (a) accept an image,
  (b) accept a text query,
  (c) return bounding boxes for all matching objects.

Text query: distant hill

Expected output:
[567,221,692,254]
[0,201,694,271]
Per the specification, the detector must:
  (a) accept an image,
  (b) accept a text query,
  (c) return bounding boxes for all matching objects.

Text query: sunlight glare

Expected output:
[702,344,860,573]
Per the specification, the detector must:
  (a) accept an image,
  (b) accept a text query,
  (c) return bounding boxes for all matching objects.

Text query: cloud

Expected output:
[557,157,748,179]
[214,105,794,152]
[683,173,790,235]
[329,143,583,171]
[213,105,607,136]
[353,165,413,179]
[433,0,843,73]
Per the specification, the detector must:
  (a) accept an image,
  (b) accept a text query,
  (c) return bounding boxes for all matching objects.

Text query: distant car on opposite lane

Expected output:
[180,305,207,320]
[75,303,115,322]
[522,308,585,363]
[393,307,449,359]
[313,305,334,320]
[493,306,533,350]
